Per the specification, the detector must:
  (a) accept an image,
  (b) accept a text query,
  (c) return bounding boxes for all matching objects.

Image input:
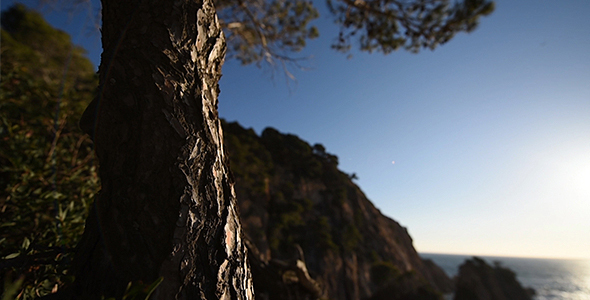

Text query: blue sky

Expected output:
[4,0,589,259]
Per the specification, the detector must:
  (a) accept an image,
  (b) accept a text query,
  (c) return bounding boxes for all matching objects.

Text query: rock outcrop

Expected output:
[223,121,452,299]
[454,257,535,300]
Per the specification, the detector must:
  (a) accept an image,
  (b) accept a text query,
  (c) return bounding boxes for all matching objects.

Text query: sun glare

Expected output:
[552,151,590,196]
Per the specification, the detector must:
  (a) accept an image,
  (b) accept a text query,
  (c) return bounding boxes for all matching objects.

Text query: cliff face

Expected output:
[222,121,452,300]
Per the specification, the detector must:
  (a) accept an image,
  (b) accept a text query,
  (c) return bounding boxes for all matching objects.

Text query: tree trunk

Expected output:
[73,0,254,298]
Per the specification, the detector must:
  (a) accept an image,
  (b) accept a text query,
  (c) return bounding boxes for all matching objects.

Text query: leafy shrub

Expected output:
[1,4,98,298]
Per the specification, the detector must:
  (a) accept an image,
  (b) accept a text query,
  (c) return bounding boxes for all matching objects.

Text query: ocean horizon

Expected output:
[420,253,590,300]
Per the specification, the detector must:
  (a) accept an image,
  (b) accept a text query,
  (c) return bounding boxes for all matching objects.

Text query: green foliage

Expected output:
[224,121,345,258]
[224,121,367,260]
[268,193,310,253]
[371,261,402,287]
[328,0,495,54]
[341,223,362,252]
[2,273,24,300]
[223,120,274,197]
[260,128,334,180]
[309,216,339,253]
[0,4,98,298]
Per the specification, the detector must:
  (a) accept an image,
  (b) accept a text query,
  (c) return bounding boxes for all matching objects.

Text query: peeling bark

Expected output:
[72,0,253,299]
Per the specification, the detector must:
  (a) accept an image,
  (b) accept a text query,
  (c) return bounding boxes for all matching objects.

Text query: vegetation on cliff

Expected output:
[223,121,453,299]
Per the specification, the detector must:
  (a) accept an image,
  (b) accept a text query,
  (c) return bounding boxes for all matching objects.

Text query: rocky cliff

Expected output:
[222,121,452,300]
[454,257,535,300]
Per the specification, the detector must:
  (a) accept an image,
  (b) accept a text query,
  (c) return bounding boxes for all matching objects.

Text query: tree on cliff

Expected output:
[1,0,494,298]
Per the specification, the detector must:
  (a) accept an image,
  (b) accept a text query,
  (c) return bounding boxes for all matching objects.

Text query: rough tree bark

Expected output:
[72,0,254,298]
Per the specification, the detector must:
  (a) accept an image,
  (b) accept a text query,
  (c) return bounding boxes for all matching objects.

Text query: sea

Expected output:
[420,253,590,300]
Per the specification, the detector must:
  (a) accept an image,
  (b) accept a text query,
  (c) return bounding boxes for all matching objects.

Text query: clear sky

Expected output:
[4,0,589,259]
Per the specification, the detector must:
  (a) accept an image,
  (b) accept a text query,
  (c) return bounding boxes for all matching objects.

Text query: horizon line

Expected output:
[418,251,589,261]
